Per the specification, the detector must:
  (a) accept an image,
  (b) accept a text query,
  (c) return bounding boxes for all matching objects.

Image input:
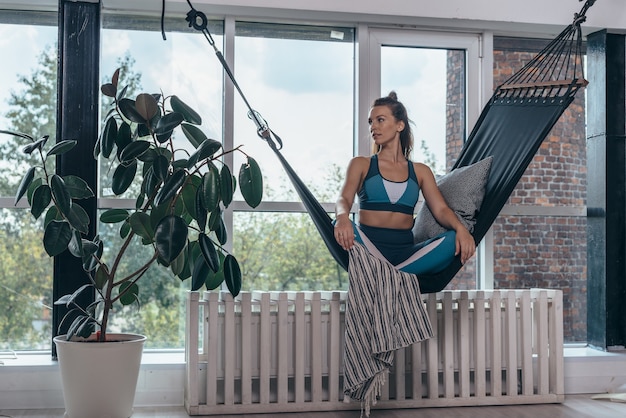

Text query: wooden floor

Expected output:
[2,395,626,418]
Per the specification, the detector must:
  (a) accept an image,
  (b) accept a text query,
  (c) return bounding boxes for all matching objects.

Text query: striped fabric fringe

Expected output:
[343,243,434,416]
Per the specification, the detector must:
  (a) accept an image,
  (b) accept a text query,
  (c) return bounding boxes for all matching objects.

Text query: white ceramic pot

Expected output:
[54,333,147,418]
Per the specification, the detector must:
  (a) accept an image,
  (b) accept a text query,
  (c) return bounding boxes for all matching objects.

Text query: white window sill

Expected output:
[2,346,626,410]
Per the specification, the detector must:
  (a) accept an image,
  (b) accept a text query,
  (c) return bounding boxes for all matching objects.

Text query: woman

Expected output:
[334,91,476,274]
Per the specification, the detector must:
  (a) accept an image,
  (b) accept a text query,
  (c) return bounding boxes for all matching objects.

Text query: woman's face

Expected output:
[368,105,404,147]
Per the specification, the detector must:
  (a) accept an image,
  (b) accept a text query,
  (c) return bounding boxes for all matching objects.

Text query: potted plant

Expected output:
[1,68,263,417]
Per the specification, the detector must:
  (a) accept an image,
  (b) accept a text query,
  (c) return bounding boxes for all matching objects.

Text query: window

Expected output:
[1,6,589,351]
[231,22,354,291]
[0,12,57,350]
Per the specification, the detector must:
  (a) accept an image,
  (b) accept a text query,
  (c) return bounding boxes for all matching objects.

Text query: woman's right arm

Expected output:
[334,157,366,250]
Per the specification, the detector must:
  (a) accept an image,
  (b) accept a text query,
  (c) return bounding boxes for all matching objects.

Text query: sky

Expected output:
[2,21,450,202]
[0,24,57,129]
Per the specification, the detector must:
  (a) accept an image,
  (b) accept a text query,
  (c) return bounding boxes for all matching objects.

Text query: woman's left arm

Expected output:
[416,163,476,264]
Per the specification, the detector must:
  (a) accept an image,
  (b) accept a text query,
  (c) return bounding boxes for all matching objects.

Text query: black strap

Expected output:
[173,1,284,150]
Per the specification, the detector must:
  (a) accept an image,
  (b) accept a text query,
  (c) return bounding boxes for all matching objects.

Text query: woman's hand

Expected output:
[455,226,476,264]
[334,216,355,251]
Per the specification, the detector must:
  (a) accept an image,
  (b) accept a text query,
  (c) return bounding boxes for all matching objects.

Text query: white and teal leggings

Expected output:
[353,223,457,275]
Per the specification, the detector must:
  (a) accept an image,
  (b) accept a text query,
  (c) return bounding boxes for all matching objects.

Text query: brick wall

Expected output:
[445,37,587,341]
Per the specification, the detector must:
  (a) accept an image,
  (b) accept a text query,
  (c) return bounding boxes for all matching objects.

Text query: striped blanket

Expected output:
[343,243,433,416]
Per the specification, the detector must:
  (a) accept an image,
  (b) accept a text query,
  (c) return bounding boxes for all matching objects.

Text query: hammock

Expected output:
[180,0,594,293]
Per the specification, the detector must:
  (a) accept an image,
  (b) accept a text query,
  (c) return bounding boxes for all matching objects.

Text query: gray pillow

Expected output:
[412,156,493,243]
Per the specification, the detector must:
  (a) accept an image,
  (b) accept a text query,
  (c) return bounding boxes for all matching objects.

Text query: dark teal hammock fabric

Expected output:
[181,0,593,293]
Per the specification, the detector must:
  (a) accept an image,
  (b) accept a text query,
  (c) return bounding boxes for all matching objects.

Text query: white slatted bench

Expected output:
[185,289,564,415]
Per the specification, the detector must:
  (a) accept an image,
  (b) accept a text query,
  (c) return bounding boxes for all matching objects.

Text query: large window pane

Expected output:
[0,209,53,350]
[0,16,56,350]
[233,22,355,202]
[381,47,466,175]
[233,211,348,291]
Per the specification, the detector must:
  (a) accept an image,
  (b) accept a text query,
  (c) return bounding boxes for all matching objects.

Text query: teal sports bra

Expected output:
[358,155,420,215]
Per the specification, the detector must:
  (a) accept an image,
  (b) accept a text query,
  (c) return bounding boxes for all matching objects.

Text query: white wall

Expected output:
[2,1,623,36]
[103,0,625,36]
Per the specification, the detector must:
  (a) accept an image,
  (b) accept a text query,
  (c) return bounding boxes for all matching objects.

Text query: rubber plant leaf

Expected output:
[207,206,226,242]
[191,256,210,291]
[224,254,242,297]
[101,83,116,98]
[141,165,159,198]
[26,177,43,205]
[15,167,36,205]
[67,229,83,258]
[181,123,207,148]
[100,208,130,223]
[118,98,147,124]
[135,93,159,121]
[119,282,139,306]
[213,215,228,245]
[119,140,150,164]
[80,239,101,272]
[95,264,109,289]
[154,169,186,207]
[112,160,138,195]
[239,156,263,208]
[65,283,93,307]
[30,184,51,219]
[22,135,48,155]
[198,233,219,272]
[67,315,94,340]
[67,204,90,234]
[129,212,155,242]
[194,189,207,232]
[153,154,170,182]
[47,139,77,157]
[54,284,89,307]
[170,95,202,125]
[187,138,222,169]
[100,117,117,158]
[194,253,224,290]
[204,253,226,290]
[201,162,220,212]
[220,165,234,208]
[156,131,173,144]
[63,175,95,199]
[137,123,151,140]
[155,112,184,136]
[0,129,33,142]
[148,196,169,224]
[43,206,61,228]
[181,174,200,221]
[154,214,188,265]
[196,139,222,162]
[115,122,132,157]
[120,220,131,239]
[138,147,162,163]
[117,84,128,102]
[43,220,72,256]
[50,174,72,218]
[178,240,200,281]
[170,245,187,276]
